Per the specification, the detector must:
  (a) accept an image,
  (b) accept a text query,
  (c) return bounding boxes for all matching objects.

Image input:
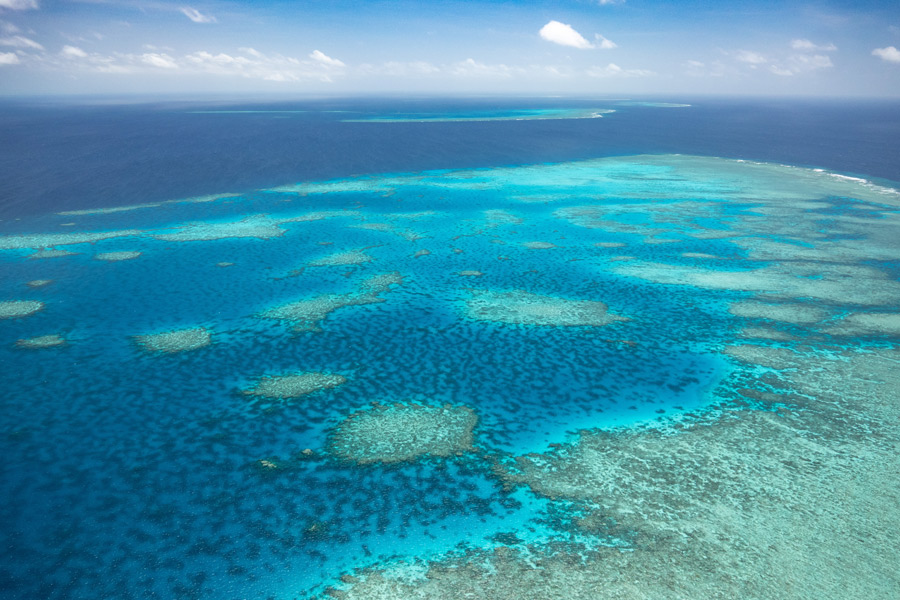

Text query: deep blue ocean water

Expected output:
[2,97,899,220]
[1,97,899,599]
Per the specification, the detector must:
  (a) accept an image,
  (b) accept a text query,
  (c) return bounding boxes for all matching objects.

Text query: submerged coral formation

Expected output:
[0,229,142,251]
[307,249,373,267]
[243,372,347,399]
[823,312,900,337]
[28,249,78,259]
[95,251,141,261]
[134,327,212,353]
[16,334,66,349]
[328,403,478,464]
[330,346,900,599]
[522,241,556,249]
[260,272,402,332]
[729,301,829,325]
[464,289,628,327]
[0,300,44,319]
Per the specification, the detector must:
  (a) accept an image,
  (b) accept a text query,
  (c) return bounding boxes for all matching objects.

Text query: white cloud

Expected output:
[180,7,216,24]
[766,53,833,76]
[359,60,440,77]
[791,39,836,52]
[141,52,177,69]
[594,33,617,49]
[873,46,900,63]
[585,62,653,77]
[309,49,345,68]
[790,54,832,69]
[238,46,264,58]
[0,34,41,49]
[539,20,596,50]
[182,47,343,82]
[61,45,88,58]
[0,20,20,33]
[735,50,766,65]
[451,58,521,78]
[770,65,794,76]
[0,50,19,64]
[0,0,39,10]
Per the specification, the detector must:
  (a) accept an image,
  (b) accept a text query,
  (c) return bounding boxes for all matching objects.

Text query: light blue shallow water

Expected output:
[2,152,898,599]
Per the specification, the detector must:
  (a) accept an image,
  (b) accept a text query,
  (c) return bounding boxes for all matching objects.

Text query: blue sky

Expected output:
[1,0,899,96]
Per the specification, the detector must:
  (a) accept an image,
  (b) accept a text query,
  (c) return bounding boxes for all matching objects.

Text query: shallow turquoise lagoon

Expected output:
[341,107,614,122]
[2,154,899,599]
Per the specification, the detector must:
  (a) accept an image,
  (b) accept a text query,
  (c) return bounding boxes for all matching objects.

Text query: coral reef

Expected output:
[328,403,478,464]
[134,327,212,353]
[0,300,44,319]
[464,289,628,327]
[243,372,347,399]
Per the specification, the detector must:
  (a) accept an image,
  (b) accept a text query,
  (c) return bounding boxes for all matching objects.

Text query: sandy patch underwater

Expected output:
[1,154,898,599]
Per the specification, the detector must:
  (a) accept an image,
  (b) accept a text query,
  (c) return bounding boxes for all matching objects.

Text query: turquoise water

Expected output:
[341,107,614,122]
[2,153,899,598]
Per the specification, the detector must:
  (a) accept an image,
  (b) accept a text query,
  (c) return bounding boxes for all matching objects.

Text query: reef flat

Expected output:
[464,289,628,327]
[134,327,212,353]
[16,334,66,349]
[328,346,900,599]
[0,300,44,319]
[328,403,478,464]
[259,272,402,332]
[243,372,348,399]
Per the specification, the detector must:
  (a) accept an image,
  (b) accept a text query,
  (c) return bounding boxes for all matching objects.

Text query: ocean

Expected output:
[1,97,899,599]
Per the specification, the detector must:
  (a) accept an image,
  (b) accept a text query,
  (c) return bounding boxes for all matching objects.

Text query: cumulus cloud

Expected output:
[0,34,42,49]
[684,59,727,78]
[180,7,216,24]
[770,65,794,76]
[182,47,344,82]
[873,46,900,63]
[0,50,19,64]
[0,0,39,10]
[309,49,345,68]
[790,54,832,69]
[585,62,653,77]
[61,45,88,58]
[238,46,264,58]
[42,45,342,82]
[768,53,833,76]
[539,20,598,50]
[791,39,836,51]
[358,60,440,77]
[141,52,177,69]
[735,50,766,65]
[451,58,522,78]
[594,34,617,49]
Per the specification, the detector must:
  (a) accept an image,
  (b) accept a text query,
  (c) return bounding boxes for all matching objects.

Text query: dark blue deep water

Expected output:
[2,97,899,220]
[1,97,899,600]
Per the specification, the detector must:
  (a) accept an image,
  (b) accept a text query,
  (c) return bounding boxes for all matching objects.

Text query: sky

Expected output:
[0,0,899,97]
